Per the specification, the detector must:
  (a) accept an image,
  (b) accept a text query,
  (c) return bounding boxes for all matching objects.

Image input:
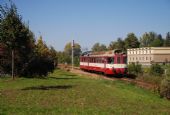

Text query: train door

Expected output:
[115,54,121,64]
[87,57,89,67]
[123,55,127,64]
[103,57,106,69]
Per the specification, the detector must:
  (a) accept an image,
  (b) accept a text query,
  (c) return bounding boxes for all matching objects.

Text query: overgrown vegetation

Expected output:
[0,69,170,114]
[160,66,170,99]
[128,63,164,80]
[127,62,142,76]
[150,64,164,76]
[128,63,170,99]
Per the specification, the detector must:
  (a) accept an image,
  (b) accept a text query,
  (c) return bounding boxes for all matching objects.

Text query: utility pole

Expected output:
[72,40,74,70]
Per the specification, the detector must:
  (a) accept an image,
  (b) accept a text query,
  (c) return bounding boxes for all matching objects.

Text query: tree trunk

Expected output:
[12,50,14,79]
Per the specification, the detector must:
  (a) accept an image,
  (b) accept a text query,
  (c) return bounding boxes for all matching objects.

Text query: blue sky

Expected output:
[1,0,170,51]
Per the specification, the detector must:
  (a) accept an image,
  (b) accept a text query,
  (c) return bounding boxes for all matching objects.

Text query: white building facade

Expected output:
[127,47,170,66]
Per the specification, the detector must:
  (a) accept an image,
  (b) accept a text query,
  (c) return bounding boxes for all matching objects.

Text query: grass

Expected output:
[0,69,170,115]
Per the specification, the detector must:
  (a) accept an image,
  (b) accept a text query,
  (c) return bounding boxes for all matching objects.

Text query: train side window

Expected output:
[99,58,101,63]
[117,57,121,64]
[108,57,114,64]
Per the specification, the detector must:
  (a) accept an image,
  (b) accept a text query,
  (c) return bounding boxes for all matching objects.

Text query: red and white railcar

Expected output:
[80,50,127,75]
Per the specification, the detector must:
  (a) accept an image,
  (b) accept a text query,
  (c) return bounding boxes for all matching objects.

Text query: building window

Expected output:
[146,57,148,60]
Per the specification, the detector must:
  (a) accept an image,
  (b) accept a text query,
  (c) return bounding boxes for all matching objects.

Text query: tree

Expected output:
[140,32,152,47]
[117,38,125,50]
[108,41,117,50]
[92,43,100,51]
[0,2,35,78]
[164,32,170,47]
[151,34,164,47]
[148,32,157,42]
[21,36,55,77]
[64,42,81,56]
[140,32,164,47]
[0,1,56,77]
[91,43,107,52]
[124,33,140,49]
[36,36,50,57]
[63,42,81,65]
[109,38,125,51]
[49,46,58,67]
[57,51,71,64]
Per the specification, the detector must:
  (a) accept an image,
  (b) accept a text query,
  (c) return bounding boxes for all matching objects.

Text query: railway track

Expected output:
[58,64,159,91]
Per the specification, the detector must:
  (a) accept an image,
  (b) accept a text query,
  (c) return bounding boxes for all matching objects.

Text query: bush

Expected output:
[160,67,170,99]
[21,56,54,77]
[150,64,164,76]
[128,62,142,76]
[160,76,170,100]
[165,65,170,77]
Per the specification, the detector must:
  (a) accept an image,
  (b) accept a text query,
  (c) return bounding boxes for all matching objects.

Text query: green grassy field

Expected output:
[0,69,170,115]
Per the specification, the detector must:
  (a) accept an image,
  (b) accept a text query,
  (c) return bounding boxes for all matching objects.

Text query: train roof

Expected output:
[81,50,126,57]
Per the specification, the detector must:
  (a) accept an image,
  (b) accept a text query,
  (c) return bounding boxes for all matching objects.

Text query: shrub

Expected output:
[21,56,54,77]
[160,76,170,100]
[143,67,150,74]
[165,65,170,77]
[160,66,170,99]
[150,64,164,76]
[128,62,142,76]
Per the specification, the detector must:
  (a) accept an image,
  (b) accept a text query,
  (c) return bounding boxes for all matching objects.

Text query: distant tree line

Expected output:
[91,32,170,52]
[0,2,57,77]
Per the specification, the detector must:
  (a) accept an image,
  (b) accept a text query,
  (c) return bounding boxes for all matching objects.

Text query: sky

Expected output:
[0,0,170,51]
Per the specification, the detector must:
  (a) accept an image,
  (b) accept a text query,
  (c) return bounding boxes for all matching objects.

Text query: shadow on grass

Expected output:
[57,74,77,77]
[21,85,74,90]
[48,77,78,80]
